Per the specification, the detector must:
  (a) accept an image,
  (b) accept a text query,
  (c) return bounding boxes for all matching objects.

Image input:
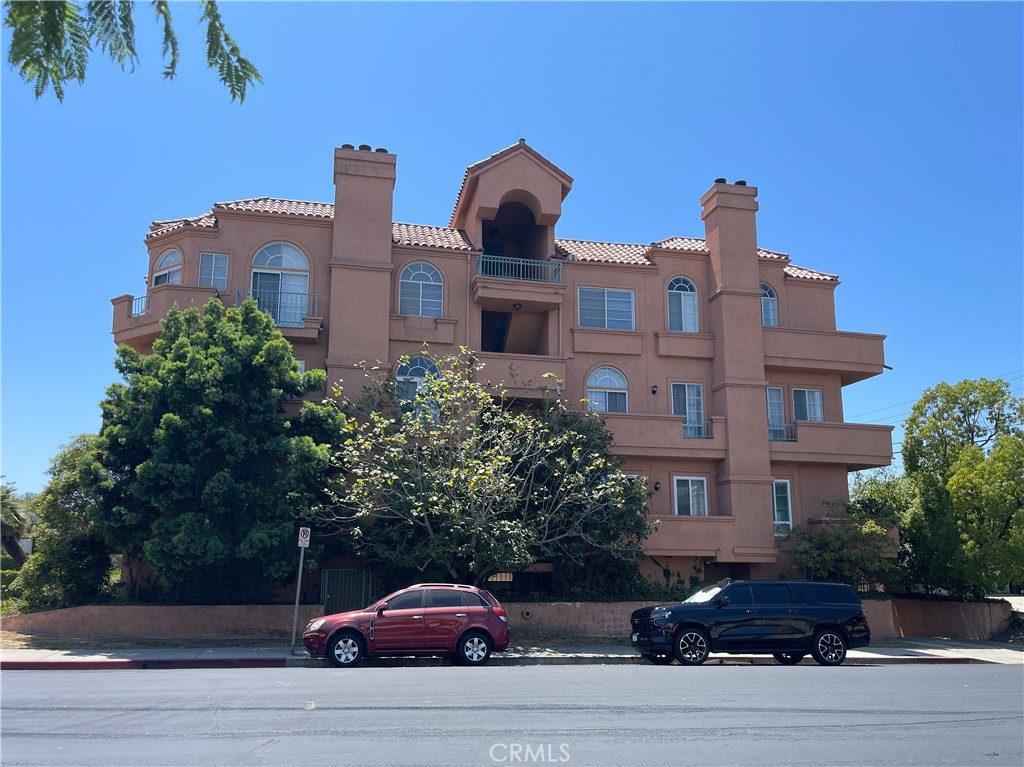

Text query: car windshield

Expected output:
[683,585,723,604]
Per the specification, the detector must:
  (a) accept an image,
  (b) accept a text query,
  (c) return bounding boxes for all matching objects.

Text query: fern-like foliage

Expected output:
[3,0,260,102]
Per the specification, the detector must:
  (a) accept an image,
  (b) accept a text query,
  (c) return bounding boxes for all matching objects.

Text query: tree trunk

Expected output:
[1,535,28,568]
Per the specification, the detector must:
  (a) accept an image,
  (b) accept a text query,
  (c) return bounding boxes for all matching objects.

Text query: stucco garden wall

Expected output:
[1,598,1011,642]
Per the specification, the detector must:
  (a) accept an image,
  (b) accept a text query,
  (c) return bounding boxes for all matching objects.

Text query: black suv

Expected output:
[630,579,870,666]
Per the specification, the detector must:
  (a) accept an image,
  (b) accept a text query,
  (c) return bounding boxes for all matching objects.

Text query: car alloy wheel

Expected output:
[673,628,710,665]
[458,631,492,665]
[811,630,847,666]
[327,632,364,668]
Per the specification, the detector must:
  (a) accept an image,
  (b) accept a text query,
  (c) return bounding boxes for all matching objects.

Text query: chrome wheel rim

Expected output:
[817,633,845,663]
[678,631,708,662]
[464,636,488,662]
[333,637,360,664]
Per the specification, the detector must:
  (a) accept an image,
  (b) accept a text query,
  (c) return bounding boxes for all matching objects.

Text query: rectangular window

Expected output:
[199,253,228,291]
[773,479,792,536]
[587,390,628,413]
[152,268,181,286]
[761,296,779,327]
[578,287,635,330]
[793,389,823,422]
[296,360,306,374]
[674,477,708,516]
[766,386,786,442]
[671,383,705,437]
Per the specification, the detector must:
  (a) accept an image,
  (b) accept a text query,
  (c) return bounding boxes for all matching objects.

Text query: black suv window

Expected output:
[723,584,753,605]
[808,584,860,604]
[751,584,792,605]
[386,590,424,610]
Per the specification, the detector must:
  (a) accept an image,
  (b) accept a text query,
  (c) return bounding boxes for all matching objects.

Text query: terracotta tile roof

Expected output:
[784,264,838,282]
[213,197,335,219]
[555,239,654,265]
[146,213,218,239]
[652,236,709,253]
[392,222,475,251]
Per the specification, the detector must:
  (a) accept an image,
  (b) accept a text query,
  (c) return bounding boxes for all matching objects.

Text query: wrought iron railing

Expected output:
[235,289,318,328]
[131,295,150,317]
[476,254,562,283]
[682,420,713,439]
[768,422,798,442]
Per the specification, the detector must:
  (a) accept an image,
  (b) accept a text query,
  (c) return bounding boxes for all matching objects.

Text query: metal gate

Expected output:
[319,569,378,615]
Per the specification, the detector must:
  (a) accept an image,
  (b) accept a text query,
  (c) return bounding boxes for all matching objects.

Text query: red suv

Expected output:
[302,583,511,667]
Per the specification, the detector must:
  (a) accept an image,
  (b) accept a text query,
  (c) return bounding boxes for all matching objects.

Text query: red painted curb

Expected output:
[1,658,287,671]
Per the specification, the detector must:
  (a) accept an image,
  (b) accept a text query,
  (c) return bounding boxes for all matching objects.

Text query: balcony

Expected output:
[112,285,220,348]
[769,420,893,470]
[476,254,561,283]
[763,327,886,385]
[768,422,798,442]
[602,414,727,458]
[472,255,565,312]
[235,289,322,343]
[645,515,778,563]
[475,352,567,398]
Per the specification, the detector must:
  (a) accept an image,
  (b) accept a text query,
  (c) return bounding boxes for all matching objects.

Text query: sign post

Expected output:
[290,527,311,655]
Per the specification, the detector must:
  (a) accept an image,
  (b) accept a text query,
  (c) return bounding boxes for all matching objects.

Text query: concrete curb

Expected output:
[1,653,986,671]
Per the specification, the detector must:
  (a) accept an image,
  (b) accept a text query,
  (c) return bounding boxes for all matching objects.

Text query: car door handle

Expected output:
[455,613,467,617]
[412,615,424,619]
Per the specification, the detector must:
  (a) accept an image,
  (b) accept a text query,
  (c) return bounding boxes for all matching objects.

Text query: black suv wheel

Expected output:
[673,627,710,665]
[811,629,847,666]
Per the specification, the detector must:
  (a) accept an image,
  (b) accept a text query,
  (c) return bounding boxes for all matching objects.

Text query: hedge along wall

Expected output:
[2,598,1011,641]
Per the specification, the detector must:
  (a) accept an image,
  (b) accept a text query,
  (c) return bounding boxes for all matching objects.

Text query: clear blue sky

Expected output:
[3,2,1022,494]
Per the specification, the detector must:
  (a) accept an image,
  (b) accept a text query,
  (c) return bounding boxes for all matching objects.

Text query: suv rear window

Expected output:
[807,583,860,604]
[751,583,792,604]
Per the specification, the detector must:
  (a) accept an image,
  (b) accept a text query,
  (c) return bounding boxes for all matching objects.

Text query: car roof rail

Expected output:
[410,583,476,589]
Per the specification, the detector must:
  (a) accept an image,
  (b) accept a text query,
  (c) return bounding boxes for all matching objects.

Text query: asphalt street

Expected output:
[2,664,1022,767]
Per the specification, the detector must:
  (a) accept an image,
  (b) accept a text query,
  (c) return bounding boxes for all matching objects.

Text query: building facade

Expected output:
[111,141,893,583]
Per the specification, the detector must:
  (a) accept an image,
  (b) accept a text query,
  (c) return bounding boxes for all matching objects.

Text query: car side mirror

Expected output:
[376,602,388,616]
[714,595,731,608]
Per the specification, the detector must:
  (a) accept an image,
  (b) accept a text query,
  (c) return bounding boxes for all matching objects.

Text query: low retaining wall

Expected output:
[2,598,1011,642]
[2,604,325,640]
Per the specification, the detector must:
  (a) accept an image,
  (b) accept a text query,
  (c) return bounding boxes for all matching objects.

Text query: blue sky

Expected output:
[2,2,1022,494]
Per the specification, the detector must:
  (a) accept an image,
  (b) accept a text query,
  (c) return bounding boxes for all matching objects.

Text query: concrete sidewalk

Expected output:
[2,637,1020,670]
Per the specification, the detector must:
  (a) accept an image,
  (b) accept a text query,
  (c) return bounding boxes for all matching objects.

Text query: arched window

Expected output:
[587,367,628,413]
[667,277,699,333]
[761,283,779,327]
[153,250,182,286]
[250,243,310,327]
[396,356,439,401]
[399,262,443,317]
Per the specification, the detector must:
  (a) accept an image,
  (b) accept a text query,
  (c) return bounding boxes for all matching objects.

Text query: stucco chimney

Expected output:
[331,145,397,264]
[700,180,760,293]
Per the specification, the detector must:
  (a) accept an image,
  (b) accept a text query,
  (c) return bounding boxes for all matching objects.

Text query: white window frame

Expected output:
[153,250,182,286]
[251,243,310,327]
[586,366,629,413]
[761,283,779,327]
[773,479,792,536]
[667,277,699,333]
[671,382,706,437]
[199,252,228,292]
[793,388,823,422]
[673,477,708,516]
[578,287,635,330]
[399,261,443,317]
[296,360,306,374]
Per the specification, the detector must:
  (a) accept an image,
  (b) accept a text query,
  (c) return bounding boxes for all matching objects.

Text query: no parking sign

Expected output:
[297,527,311,548]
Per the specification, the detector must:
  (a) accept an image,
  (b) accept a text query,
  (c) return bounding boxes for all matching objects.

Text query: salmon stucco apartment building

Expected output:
[111,140,893,584]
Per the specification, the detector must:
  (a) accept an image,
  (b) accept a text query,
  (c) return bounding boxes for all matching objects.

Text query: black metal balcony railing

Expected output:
[682,420,713,439]
[131,295,150,317]
[476,254,562,283]
[235,289,318,328]
[768,422,798,442]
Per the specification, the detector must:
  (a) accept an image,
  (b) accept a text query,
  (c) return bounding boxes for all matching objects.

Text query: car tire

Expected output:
[326,631,365,668]
[673,627,710,665]
[773,652,805,665]
[643,653,674,665]
[457,631,492,666]
[810,629,847,666]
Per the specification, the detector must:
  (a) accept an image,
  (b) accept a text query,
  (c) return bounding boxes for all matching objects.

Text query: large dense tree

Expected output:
[81,299,341,603]
[320,348,651,589]
[4,0,260,101]
[900,378,1024,596]
[13,436,114,608]
[0,479,31,568]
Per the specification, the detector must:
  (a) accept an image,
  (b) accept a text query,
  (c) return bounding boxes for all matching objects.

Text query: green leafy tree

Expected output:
[81,299,342,603]
[0,479,31,568]
[901,378,1024,597]
[785,470,907,589]
[13,436,114,608]
[4,0,260,102]
[321,348,651,588]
